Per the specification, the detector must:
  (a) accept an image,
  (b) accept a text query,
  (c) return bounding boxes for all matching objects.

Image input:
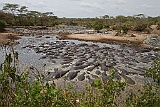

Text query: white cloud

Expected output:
[0,0,159,17]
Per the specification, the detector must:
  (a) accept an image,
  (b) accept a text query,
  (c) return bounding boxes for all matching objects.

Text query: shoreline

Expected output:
[58,33,160,50]
[0,32,20,45]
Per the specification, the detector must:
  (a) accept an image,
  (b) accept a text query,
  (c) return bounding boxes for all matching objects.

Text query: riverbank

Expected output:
[58,33,160,50]
[0,33,20,44]
[1,26,160,50]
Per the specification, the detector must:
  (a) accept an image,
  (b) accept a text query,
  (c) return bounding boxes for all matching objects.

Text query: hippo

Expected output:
[67,71,80,80]
[78,73,86,81]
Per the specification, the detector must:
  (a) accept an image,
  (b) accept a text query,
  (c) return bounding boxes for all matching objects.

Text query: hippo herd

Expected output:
[21,36,159,85]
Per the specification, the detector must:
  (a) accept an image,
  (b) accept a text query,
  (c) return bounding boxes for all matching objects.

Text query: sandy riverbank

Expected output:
[0,33,20,44]
[60,33,152,44]
[58,33,159,49]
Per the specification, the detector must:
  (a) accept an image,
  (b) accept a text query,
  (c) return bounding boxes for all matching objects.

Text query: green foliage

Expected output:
[0,52,19,106]
[0,49,71,107]
[145,59,160,85]
[52,22,58,26]
[93,22,104,31]
[126,58,160,107]
[112,24,129,34]
[79,70,126,107]
[126,84,160,107]
[122,24,130,33]
[0,20,6,32]
[133,18,148,31]
[133,23,147,32]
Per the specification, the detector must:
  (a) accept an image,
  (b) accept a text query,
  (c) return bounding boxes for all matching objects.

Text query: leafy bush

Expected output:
[126,58,160,107]
[145,59,160,85]
[0,20,6,32]
[93,22,104,31]
[0,48,71,107]
[133,19,148,32]
[80,70,126,107]
[112,24,129,34]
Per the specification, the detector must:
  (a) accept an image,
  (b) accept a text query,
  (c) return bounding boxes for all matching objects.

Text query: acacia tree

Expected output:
[17,6,28,25]
[39,12,54,26]
[0,20,6,32]
[2,3,19,24]
[102,15,109,19]
[27,11,40,26]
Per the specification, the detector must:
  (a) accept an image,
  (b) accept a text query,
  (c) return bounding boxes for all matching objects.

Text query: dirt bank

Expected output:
[58,33,159,49]
[0,33,20,45]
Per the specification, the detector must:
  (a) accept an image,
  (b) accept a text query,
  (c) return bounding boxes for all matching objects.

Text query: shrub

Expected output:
[0,47,71,107]
[0,20,6,32]
[145,59,160,86]
[93,22,104,31]
[126,58,160,107]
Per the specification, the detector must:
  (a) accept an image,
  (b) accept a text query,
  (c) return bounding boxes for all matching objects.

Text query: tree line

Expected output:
[0,3,58,26]
[55,14,160,34]
[1,3,160,34]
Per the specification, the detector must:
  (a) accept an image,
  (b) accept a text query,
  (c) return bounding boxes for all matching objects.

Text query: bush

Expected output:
[126,58,160,107]
[133,23,147,31]
[0,20,6,32]
[93,22,104,31]
[0,48,71,107]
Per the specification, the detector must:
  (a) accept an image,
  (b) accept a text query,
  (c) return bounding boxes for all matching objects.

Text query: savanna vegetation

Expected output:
[1,3,160,107]
[1,3,160,34]
[0,3,57,27]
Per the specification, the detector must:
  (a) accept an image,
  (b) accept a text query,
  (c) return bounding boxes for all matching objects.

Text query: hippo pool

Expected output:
[0,34,160,90]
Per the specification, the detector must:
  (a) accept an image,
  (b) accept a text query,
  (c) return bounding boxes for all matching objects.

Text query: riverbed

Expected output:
[0,34,159,90]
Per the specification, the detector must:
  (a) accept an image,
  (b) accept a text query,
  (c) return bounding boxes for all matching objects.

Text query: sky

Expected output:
[0,0,160,18]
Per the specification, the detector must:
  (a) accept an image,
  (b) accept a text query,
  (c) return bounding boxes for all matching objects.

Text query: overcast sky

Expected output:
[0,0,160,18]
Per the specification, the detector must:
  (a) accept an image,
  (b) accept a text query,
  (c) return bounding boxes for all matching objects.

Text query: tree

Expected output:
[2,3,19,23]
[27,11,40,26]
[133,18,147,31]
[0,10,6,19]
[133,14,146,19]
[93,22,104,32]
[17,6,28,25]
[0,20,6,32]
[102,15,109,19]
